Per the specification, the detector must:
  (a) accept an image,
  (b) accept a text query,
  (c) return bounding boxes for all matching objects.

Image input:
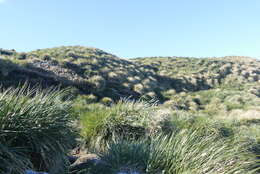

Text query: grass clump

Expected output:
[100,97,113,106]
[95,129,257,174]
[98,139,150,174]
[79,104,109,148]
[79,99,170,150]
[0,85,76,173]
[88,75,106,92]
[0,144,32,174]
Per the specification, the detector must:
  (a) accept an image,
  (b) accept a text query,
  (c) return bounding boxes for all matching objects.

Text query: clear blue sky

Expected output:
[0,0,260,58]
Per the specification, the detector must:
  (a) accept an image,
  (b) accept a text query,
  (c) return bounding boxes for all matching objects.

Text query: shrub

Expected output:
[0,85,76,173]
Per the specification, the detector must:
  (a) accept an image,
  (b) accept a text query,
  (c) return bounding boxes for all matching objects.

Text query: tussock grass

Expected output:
[96,129,258,174]
[148,129,256,174]
[0,85,76,173]
[79,99,170,150]
[0,144,32,174]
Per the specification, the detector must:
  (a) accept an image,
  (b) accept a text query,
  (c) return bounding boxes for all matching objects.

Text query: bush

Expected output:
[0,85,76,173]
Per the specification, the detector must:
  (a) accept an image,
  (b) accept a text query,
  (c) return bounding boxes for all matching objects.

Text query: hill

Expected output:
[134,56,260,91]
[1,46,259,118]
[0,46,162,101]
[1,46,260,173]
[134,56,260,119]
[0,46,259,103]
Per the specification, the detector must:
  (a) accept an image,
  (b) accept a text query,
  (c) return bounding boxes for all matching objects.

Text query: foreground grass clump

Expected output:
[79,99,170,150]
[76,98,259,173]
[0,86,76,174]
[95,129,257,174]
[0,144,31,174]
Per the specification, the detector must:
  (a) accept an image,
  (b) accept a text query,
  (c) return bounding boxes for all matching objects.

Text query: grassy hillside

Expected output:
[0,46,161,101]
[134,56,260,90]
[1,46,259,115]
[0,46,260,173]
[1,46,259,103]
[133,56,260,119]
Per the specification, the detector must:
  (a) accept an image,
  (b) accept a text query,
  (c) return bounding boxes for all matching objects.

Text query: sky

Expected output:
[0,0,260,58]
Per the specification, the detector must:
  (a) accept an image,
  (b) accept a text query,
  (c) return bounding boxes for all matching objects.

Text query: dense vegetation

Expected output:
[0,85,76,174]
[0,46,260,173]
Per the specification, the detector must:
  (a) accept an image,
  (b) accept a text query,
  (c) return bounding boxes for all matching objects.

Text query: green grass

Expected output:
[78,99,172,150]
[76,99,260,173]
[99,139,150,173]
[79,104,109,149]
[0,46,260,173]
[0,144,32,174]
[90,129,258,174]
[0,85,76,173]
